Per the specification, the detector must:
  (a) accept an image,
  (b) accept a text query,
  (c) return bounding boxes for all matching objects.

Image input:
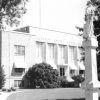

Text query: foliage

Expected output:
[0,65,5,89]
[58,75,85,88]
[0,0,28,29]
[22,62,60,89]
[58,76,68,88]
[72,75,85,83]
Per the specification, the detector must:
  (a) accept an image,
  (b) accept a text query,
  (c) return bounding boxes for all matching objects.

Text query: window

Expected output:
[36,42,44,58]
[58,45,66,64]
[14,80,22,87]
[70,70,75,76]
[14,45,25,55]
[79,70,84,75]
[60,68,65,76]
[79,47,85,61]
[69,46,75,63]
[15,68,24,73]
[48,43,55,59]
[59,45,66,60]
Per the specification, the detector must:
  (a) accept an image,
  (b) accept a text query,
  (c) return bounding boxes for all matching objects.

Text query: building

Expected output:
[0,26,85,88]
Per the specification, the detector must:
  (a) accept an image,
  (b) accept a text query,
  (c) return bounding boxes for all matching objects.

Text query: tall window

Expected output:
[14,45,25,56]
[48,43,55,59]
[59,45,66,63]
[60,67,65,76]
[36,42,44,59]
[69,46,75,63]
[14,80,21,87]
[78,47,84,61]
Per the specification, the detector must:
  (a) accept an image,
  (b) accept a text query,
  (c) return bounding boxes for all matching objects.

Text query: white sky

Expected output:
[8,0,88,34]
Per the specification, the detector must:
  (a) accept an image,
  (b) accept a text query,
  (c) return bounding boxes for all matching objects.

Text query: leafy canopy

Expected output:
[22,63,60,88]
[0,0,28,29]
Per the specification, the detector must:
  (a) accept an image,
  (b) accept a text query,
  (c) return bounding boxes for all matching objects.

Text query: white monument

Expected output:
[82,2,100,100]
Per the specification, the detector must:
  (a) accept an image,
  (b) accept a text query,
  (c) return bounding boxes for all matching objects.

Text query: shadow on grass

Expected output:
[43,98,85,100]
[44,98,100,100]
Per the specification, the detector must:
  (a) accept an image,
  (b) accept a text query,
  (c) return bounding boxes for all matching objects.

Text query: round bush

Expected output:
[22,62,60,88]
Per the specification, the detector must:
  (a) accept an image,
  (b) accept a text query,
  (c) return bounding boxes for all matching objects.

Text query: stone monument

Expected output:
[82,2,100,100]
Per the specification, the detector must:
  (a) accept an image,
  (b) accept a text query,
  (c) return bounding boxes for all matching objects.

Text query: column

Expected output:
[45,42,48,63]
[76,46,80,75]
[82,37,100,100]
[66,46,73,81]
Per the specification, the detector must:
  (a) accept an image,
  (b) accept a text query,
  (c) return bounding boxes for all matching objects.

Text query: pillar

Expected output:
[82,37,100,100]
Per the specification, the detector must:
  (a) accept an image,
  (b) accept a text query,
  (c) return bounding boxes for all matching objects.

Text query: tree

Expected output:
[22,63,60,89]
[0,0,28,29]
[0,65,5,89]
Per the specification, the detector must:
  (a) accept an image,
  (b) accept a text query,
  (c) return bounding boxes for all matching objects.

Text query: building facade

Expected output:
[0,26,85,88]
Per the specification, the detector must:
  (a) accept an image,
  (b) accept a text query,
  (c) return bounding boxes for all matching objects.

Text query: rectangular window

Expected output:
[48,43,55,59]
[60,67,65,76]
[69,46,75,63]
[79,47,85,61]
[70,70,75,77]
[79,70,84,75]
[15,68,24,73]
[59,45,66,60]
[58,45,66,64]
[36,42,44,58]
[14,45,25,55]
[14,80,22,87]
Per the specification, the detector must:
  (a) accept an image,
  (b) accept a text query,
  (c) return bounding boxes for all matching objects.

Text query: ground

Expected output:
[7,88,85,100]
[1,88,100,100]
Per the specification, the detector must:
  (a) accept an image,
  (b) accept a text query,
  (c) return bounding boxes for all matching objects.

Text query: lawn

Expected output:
[7,88,85,100]
[6,88,100,100]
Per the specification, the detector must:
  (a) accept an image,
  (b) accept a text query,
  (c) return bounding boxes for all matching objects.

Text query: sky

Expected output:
[8,0,88,34]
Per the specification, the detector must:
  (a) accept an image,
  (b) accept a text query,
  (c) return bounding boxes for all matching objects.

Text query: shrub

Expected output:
[7,89,11,92]
[71,75,85,87]
[72,75,85,83]
[22,62,60,89]
[67,81,79,88]
[0,65,5,89]
[2,88,6,91]
[11,87,16,91]
[58,76,68,88]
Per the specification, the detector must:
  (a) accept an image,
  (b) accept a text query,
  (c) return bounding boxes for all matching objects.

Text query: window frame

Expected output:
[60,67,65,76]
[14,45,25,56]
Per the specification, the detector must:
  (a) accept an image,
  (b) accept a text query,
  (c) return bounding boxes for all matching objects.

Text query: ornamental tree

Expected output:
[0,0,28,29]
[22,63,60,89]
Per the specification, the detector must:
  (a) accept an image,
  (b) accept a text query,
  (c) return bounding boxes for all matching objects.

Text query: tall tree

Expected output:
[0,0,28,29]
[0,0,28,88]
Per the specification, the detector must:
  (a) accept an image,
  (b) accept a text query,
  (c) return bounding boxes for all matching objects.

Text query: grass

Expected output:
[6,88,100,100]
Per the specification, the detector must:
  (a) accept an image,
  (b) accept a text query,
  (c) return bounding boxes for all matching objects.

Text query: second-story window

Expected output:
[48,43,55,59]
[14,45,25,56]
[36,42,44,58]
